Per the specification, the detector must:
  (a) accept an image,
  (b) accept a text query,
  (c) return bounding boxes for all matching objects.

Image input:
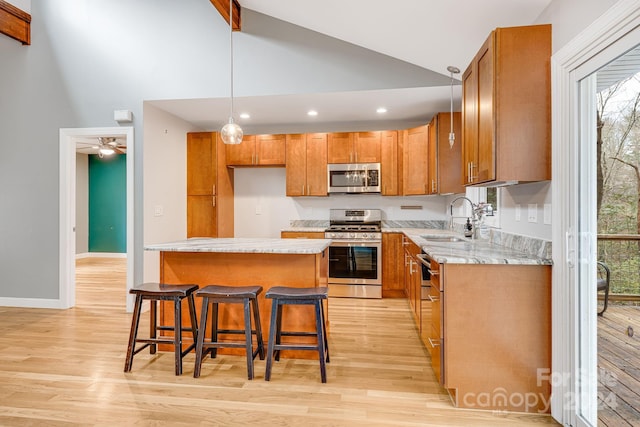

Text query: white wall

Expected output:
[233,167,450,237]
[75,153,88,254]
[142,103,198,283]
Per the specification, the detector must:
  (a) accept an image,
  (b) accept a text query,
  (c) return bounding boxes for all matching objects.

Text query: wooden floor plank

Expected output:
[0,258,560,426]
[598,304,640,426]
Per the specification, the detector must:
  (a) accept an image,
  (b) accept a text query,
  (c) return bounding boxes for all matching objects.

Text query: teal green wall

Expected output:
[88,154,126,253]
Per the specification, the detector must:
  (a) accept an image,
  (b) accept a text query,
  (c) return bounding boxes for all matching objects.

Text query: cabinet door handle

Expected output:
[432,179,436,193]
[428,337,441,348]
[428,295,440,303]
[212,195,216,207]
[307,185,310,195]
[427,269,439,276]
[302,185,305,195]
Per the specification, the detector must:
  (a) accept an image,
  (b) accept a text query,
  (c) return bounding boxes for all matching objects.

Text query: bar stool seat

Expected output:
[264,286,329,383]
[193,285,265,380]
[124,282,199,375]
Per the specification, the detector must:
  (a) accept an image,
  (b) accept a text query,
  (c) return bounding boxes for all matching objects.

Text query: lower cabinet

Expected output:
[382,233,404,297]
[281,231,325,239]
[439,263,551,413]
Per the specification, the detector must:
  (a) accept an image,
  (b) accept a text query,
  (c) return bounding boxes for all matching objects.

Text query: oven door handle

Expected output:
[329,240,382,247]
[416,253,432,267]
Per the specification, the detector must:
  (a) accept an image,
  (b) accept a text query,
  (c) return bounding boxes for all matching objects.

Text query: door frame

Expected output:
[59,126,135,310]
[551,0,640,425]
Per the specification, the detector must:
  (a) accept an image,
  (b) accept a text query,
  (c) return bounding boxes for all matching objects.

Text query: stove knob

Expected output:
[349,232,356,238]
[362,233,368,239]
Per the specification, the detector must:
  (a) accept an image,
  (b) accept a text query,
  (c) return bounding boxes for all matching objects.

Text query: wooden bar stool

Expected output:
[264,286,329,383]
[124,283,199,376]
[193,285,265,380]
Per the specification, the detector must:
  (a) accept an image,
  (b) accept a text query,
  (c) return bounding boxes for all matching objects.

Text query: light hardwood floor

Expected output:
[0,258,559,426]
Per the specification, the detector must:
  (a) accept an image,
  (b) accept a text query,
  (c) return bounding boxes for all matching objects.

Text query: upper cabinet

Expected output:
[286,133,328,197]
[186,132,234,238]
[402,124,429,195]
[380,130,399,195]
[429,112,464,195]
[462,24,551,186]
[226,134,286,166]
[328,132,381,164]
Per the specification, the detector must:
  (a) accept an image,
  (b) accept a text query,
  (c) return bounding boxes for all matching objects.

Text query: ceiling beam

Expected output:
[0,0,30,45]
[209,0,241,31]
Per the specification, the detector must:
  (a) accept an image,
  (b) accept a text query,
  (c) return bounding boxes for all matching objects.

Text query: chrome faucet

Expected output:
[449,196,493,238]
[449,196,479,237]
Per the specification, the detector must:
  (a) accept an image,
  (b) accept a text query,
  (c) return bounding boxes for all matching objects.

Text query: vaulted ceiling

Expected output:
[156,0,555,132]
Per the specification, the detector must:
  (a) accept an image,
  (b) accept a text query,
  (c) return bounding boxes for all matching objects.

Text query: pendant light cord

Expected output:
[229,0,234,122]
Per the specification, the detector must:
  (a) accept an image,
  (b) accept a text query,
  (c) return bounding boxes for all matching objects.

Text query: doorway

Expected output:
[552,2,640,425]
[59,127,134,311]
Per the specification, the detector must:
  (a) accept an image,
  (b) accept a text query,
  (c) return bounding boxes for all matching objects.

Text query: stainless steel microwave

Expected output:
[327,163,381,194]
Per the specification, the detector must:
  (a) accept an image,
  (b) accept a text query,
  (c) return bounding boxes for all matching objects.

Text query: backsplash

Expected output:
[489,229,552,259]
[382,220,447,229]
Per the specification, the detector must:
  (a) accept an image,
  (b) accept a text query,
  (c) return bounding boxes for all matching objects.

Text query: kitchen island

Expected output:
[145,238,331,359]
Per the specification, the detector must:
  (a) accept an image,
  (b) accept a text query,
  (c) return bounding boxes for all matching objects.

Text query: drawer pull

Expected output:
[427,268,439,276]
[428,337,441,348]
[428,295,439,303]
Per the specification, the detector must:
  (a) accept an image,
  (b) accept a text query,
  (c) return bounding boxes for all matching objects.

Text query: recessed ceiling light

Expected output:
[307,110,318,117]
[376,107,387,114]
[239,113,250,119]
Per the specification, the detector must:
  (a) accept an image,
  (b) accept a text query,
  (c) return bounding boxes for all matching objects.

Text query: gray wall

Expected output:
[76,154,89,254]
[0,0,625,302]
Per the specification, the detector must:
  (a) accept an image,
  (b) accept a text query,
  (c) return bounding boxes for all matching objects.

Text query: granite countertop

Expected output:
[145,238,332,254]
[403,230,553,265]
[280,220,552,265]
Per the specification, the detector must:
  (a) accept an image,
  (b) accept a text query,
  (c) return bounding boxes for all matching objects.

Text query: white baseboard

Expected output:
[76,252,127,259]
[0,297,67,309]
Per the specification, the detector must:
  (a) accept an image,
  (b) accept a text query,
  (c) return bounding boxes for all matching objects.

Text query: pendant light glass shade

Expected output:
[221,0,242,145]
[221,118,243,145]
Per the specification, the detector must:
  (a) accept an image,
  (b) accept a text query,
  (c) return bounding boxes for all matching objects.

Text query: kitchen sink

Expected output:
[421,235,467,243]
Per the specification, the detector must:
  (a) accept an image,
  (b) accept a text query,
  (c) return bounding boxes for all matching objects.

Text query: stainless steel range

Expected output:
[325,209,382,298]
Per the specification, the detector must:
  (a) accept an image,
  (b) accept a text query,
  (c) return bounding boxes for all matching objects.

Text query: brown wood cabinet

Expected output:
[380,131,399,196]
[226,134,286,166]
[402,236,421,325]
[281,231,325,239]
[462,24,551,186]
[328,132,381,164]
[402,125,429,195]
[440,263,551,413]
[381,233,404,297]
[186,132,234,238]
[428,112,464,195]
[285,133,328,197]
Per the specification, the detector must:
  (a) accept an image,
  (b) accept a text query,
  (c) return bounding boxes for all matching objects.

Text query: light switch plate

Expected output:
[544,203,552,225]
[154,205,163,217]
[528,204,538,223]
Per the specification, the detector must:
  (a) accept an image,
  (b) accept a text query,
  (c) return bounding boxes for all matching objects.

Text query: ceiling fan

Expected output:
[77,137,126,157]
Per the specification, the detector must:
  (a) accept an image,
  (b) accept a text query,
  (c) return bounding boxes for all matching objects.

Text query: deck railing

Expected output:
[597,234,640,301]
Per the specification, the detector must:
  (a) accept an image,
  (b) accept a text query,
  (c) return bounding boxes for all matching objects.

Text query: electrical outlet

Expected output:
[528,204,538,223]
[515,204,521,221]
[154,205,163,217]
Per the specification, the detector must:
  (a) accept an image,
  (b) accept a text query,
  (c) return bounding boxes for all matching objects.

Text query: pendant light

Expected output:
[447,65,460,149]
[220,0,243,144]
